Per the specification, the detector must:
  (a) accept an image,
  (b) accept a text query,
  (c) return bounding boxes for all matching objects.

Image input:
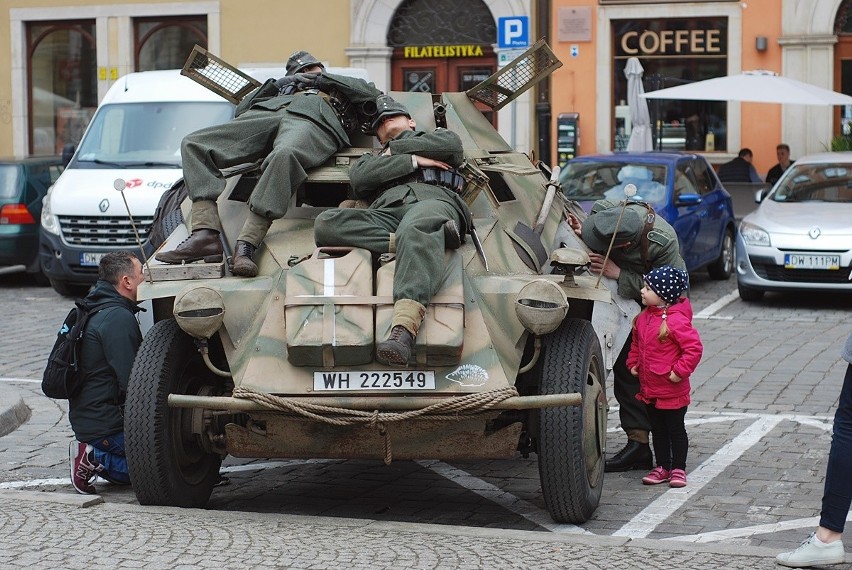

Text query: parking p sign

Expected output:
[498,16,529,49]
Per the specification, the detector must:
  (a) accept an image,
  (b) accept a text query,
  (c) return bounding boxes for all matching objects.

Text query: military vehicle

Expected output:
[124,42,637,524]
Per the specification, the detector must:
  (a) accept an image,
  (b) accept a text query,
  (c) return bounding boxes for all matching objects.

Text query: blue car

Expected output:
[560,152,736,279]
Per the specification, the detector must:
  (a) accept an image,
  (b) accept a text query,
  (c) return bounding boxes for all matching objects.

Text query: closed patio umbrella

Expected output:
[625,57,653,151]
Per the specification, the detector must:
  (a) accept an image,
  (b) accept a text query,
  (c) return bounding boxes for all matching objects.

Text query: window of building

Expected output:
[134,16,208,71]
[27,20,97,156]
[612,18,728,152]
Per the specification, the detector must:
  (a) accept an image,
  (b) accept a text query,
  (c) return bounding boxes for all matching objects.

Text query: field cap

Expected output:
[580,207,643,252]
[371,95,411,130]
[286,51,324,76]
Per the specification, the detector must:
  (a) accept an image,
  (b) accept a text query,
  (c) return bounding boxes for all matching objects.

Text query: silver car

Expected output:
[735,152,852,301]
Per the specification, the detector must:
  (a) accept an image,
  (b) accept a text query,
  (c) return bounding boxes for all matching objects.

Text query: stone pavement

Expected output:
[0,488,785,569]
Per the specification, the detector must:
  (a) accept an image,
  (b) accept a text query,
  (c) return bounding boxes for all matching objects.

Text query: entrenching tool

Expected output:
[511,165,561,272]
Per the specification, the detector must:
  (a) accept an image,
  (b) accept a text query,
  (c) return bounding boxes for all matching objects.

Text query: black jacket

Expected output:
[68,281,142,442]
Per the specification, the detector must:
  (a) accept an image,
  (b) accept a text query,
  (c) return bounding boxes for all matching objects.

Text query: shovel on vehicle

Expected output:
[511,165,561,272]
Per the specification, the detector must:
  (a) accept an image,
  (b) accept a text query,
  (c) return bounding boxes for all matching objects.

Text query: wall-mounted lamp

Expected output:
[756,36,768,52]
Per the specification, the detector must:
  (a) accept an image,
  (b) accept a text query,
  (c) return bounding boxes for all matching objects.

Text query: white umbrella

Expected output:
[625,57,653,151]
[642,70,852,106]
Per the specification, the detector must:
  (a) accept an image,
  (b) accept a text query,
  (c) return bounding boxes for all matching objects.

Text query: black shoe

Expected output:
[155,229,223,264]
[376,325,414,366]
[443,220,462,250]
[231,240,258,277]
[604,441,653,472]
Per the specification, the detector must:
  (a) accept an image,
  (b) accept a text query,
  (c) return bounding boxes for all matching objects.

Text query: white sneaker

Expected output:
[776,532,846,567]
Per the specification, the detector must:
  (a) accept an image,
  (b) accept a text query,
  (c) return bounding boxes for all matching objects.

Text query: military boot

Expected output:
[376,325,415,366]
[443,219,462,250]
[155,229,223,264]
[604,440,653,472]
[231,240,258,277]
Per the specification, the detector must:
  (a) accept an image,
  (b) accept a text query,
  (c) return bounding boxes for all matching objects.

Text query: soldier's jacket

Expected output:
[349,128,471,228]
[590,199,686,301]
[234,72,382,144]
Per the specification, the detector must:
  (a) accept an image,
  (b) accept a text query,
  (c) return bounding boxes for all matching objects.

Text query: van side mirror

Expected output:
[61,143,75,166]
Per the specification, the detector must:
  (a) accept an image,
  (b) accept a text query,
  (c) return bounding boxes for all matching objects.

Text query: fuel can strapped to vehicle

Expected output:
[284,247,374,366]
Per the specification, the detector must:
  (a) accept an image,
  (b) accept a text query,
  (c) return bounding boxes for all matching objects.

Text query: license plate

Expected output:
[80,252,106,267]
[783,253,840,270]
[313,370,436,391]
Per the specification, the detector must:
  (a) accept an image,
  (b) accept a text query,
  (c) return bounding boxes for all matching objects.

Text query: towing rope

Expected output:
[231,385,519,465]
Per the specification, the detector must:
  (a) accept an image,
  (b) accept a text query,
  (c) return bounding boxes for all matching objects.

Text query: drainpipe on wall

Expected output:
[535,0,552,165]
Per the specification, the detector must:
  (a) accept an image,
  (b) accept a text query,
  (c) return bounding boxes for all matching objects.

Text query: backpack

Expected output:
[42,301,124,399]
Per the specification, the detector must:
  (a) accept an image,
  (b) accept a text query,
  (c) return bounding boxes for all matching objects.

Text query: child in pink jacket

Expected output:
[627,265,703,488]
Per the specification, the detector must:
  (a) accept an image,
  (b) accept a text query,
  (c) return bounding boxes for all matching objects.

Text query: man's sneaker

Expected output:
[642,466,671,485]
[69,441,100,495]
[776,533,846,567]
[376,325,415,366]
[668,468,687,488]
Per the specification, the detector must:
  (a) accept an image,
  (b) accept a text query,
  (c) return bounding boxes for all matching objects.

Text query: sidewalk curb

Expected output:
[0,397,31,438]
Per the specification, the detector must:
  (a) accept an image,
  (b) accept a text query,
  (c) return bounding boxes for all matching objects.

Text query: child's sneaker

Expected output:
[669,468,687,488]
[69,441,101,495]
[642,466,671,485]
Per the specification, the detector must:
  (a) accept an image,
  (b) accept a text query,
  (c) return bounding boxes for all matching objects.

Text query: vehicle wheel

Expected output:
[707,227,734,280]
[48,278,90,298]
[125,319,223,507]
[737,281,764,302]
[536,318,606,524]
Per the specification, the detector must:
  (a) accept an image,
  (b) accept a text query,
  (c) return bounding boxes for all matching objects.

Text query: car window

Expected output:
[0,164,22,199]
[674,163,697,199]
[560,161,667,206]
[772,162,852,203]
[690,159,715,195]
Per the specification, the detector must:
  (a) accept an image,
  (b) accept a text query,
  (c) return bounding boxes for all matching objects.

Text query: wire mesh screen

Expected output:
[180,45,261,104]
[466,39,562,111]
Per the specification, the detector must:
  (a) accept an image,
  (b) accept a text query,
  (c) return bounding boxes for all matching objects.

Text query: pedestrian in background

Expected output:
[69,251,144,494]
[776,331,852,567]
[718,148,762,184]
[627,265,702,488]
[765,143,795,186]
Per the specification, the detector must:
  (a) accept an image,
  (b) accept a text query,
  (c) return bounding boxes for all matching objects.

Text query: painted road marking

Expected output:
[667,513,852,543]
[694,288,738,320]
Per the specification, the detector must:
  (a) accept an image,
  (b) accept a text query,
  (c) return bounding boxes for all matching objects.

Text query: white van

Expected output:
[39,69,237,296]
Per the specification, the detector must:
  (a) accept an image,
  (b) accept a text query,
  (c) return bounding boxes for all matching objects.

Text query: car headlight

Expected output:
[40,191,60,235]
[739,221,771,247]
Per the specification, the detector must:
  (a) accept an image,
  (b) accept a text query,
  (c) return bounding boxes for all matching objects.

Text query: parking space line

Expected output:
[417,459,592,535]
[612,415,783,538]
[667,513,852,543]
[694,289,739,320]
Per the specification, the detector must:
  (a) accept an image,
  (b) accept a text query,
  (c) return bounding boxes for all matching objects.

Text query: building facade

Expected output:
[0,0,535,159]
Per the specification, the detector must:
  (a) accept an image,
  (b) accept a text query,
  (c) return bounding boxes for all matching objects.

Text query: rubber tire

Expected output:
[737,281,764,302]
[125,319,222,507]
[48,278,90,298]
[537,318,606,524]
[707,227,735,280]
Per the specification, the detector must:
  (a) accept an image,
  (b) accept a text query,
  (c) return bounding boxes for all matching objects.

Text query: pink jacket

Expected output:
[627,297,703,409]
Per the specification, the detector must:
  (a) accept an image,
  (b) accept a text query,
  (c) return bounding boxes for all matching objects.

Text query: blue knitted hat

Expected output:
[644,265,688,305]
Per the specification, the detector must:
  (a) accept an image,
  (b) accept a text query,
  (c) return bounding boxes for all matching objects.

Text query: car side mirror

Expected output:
[675,193,702,206]
[754,188,768,203]
[61,143,75,167]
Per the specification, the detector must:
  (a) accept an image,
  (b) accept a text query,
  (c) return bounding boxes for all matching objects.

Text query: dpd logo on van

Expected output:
[99,199,109,212]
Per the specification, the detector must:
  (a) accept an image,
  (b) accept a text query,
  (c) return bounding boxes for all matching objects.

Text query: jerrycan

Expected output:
[284,247,374,367]
[375,251,464,367]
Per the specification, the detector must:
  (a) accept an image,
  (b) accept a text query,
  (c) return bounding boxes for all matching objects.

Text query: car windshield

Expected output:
[772,163,852,203]
[560,161,669,207]
[0,164,22,199]
[75,101,234,168]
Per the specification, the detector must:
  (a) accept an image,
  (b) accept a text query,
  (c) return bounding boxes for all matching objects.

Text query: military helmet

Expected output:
[286,50,324,76]
[371,95,411,130]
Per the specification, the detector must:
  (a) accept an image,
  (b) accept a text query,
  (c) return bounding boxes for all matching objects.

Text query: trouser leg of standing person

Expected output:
[646,405,671,471]
[87,432,130,485]
[820,363,852,533]
[605,331,654,472]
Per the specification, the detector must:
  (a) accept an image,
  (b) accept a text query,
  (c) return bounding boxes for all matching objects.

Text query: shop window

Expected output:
[135,16,207,71]
[387,0,495,47]
[27,21,97,156]
[612,18,728,153]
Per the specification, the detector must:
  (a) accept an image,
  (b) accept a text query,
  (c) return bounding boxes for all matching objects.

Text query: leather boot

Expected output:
[604,440,653,472]
[231,240,258,277]
[155,229,223,264]
[443,219,462,250]
[376,325,415,366]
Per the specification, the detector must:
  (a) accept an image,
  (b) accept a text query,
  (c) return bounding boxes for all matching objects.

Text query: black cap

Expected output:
[286,51,324,76]
[370,95,411,130]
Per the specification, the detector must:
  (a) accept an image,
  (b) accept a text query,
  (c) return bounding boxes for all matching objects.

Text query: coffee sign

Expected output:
[613,18,728,58]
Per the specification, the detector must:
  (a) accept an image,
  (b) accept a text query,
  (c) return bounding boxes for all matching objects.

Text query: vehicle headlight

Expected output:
[40,191,60,235]
[739,221,771,247]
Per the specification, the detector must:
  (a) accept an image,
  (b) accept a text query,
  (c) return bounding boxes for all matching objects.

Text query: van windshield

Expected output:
[74,101,233,168]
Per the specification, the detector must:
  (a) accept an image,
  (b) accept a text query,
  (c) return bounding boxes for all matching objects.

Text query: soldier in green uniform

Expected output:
[156,50,382,277]
[567,200,687,472]
[314,96,469,365]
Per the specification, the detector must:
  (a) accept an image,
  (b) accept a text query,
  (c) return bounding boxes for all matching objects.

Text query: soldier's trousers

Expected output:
[614,330,652,440]
[181,109,341,225]
[314,188,464,306]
